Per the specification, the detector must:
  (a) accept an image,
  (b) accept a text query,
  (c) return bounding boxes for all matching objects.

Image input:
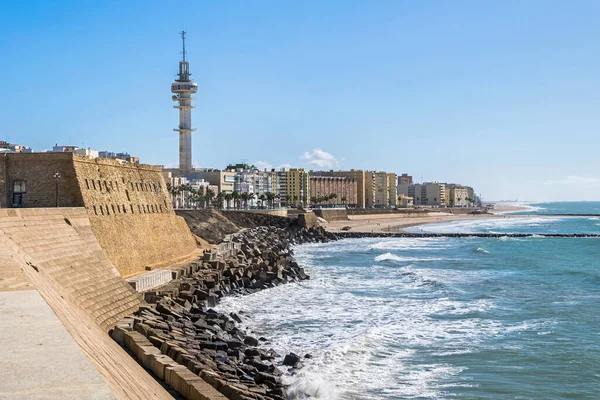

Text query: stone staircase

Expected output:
[0,208,141,330]
[0,207,173,399]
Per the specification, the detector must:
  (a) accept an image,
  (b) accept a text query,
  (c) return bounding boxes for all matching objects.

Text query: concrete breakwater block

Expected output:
[127,270,173,292]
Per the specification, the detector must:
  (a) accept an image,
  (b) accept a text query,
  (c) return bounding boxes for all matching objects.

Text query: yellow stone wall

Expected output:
[72,156,197,277]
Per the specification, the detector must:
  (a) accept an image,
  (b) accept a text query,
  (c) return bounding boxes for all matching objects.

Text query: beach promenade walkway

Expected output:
[0,208,173,400]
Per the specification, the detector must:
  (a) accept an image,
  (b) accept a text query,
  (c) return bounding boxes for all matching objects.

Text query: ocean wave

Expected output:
[475,248,490,253]
[374,252,448,263]
[406,216,564,234]
[368,237,454,251]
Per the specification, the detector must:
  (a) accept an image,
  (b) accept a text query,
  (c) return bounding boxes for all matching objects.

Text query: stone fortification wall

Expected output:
[0,153,198,276]
[72,156,197,277]
[313,208,349,221]
[0,152,84,208]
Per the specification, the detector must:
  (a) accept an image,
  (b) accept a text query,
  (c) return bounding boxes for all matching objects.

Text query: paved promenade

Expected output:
[0,290,115,399]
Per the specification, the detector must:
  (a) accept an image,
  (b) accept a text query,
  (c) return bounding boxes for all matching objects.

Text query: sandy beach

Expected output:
[325,204,534,233]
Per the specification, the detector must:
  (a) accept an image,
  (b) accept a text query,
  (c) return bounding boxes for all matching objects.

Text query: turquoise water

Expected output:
[217,202,600,399]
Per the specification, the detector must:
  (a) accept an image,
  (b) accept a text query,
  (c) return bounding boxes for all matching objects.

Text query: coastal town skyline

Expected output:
[3,1,600,201]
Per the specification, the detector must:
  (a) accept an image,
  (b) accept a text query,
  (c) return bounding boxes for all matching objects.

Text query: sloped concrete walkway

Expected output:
[0,290,115,399]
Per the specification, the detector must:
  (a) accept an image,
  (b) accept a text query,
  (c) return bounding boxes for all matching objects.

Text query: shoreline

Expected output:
[112,225,337,400]
[324,205,536,234]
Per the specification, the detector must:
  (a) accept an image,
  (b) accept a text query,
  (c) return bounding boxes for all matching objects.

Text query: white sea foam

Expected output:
[405,217,564,234]
[213,238,521,399]
[374,252,448,263]
[368,237,454,251]
[476,248,490,253]
[491,202,546,214]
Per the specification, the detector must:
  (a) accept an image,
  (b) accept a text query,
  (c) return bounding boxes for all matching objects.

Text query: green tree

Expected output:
[231,190,241,210]
[240,192,249,209]
[224,192,233,209]
[215,192,225,209]
[205,189,215,208]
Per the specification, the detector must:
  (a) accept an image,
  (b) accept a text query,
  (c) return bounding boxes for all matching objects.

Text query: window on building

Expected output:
[122,204,127,213]
[85,179,90,190]
[13,181,26,193]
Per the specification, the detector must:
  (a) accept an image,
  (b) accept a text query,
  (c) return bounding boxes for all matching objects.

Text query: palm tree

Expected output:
[292,195,299,208]
[205,189,215,209]
[341,196,347,207]
[265,192,275,208]
[247,193,256,209]
[240,192,249,209]
[215,192,225,209]
[330,193,337,207]
[310,196,317,206]
[166,182,177,208]
[192,191,204,209]
[178,184,192,208]
[224,192,233,209]
[258,194,266,208]
[231,191,241,210]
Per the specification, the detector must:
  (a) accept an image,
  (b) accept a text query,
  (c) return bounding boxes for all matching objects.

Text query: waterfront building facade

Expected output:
[194,169,235,194]
[309,176,357,207]
[278,168,309,208]
[371,171,397,208]
[397,195,414,208]
[311,169,369,208]
[447,186,470,207]
[399,182,446,206]
[232,167,280,208]
[445,184,475,207]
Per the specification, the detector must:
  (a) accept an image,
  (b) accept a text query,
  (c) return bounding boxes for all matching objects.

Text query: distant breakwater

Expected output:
[335,232,600,239]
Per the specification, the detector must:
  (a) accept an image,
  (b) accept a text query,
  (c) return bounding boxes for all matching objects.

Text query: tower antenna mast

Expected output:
[181,30,187,62]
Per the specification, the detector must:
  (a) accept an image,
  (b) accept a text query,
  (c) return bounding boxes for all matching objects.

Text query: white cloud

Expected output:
[254,161,293,171]
[300,148,340,169]
[543,175,600,185]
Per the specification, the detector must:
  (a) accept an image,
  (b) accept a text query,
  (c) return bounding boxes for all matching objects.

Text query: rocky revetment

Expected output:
[111,224,336,400]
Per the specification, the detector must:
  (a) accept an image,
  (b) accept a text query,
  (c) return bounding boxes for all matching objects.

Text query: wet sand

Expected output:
[325,205,533,233]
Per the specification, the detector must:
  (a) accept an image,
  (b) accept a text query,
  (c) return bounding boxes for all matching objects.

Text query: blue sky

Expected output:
[1,1,599,201]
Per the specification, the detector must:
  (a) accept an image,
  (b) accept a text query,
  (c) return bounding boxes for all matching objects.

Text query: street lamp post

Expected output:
[53,171,61,207]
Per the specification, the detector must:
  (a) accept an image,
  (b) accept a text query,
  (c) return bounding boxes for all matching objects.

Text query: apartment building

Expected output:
[309,176,357,207]
[397,173,413,186]
[278,168,309,207]
[398,182,446,206]
[445,184,475,207]
[193,169,236,194]
[372,171,397,208]
[232,167,280,207]
[310,169,369,208]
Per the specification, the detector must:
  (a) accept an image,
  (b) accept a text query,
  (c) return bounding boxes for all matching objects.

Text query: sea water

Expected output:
[216,202,600,399]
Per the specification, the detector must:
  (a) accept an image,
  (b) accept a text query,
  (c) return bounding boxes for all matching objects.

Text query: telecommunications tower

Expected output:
[171,31,198,176]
